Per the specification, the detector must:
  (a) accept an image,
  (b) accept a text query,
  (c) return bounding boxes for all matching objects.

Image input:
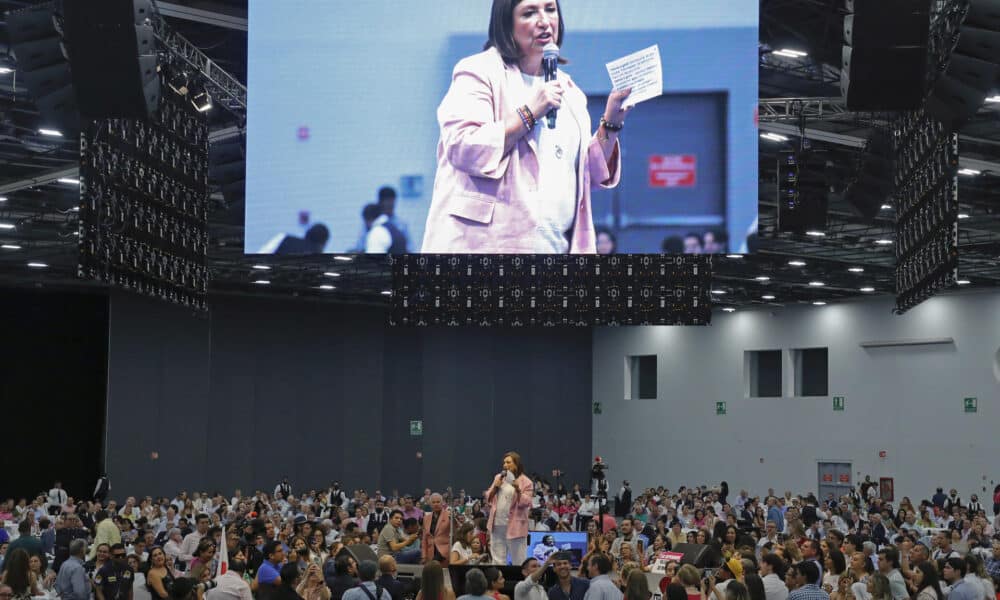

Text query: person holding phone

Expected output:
[297,562,330,600]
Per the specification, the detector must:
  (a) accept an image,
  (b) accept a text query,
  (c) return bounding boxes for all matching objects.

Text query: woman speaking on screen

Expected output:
[421,0,634,254]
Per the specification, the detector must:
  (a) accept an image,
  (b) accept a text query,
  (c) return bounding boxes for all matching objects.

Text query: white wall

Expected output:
[592,291,1000,507]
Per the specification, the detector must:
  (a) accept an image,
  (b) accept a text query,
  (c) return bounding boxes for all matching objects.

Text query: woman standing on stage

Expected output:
[486,451,534,564]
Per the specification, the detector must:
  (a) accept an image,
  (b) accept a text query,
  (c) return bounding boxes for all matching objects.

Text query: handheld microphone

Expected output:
[542,43,559,129]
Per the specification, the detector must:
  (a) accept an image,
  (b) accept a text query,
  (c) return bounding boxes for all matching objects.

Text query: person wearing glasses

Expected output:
[94,543,134,600]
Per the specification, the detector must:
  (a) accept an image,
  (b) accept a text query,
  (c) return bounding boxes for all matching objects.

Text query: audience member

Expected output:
[341,561,391,600]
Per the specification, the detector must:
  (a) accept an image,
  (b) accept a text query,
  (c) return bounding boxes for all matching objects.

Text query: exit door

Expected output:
[818,461,852,504]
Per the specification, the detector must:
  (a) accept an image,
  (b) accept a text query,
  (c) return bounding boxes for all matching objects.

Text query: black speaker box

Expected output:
[336,544,379,565]
[841,45,927,110]
[62,0,160,119]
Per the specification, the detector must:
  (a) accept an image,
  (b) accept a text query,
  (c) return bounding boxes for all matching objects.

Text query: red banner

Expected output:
[649,155,697,188]
[839,474,850,483]
[822,474,833,482]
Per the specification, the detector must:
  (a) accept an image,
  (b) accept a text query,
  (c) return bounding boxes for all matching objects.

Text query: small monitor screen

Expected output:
[527,531,588,567]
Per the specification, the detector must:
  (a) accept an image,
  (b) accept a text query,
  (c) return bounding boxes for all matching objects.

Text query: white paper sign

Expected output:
[605,45,664,109]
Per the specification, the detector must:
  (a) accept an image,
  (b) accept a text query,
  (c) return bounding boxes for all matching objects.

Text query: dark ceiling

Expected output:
[0,0,996,314]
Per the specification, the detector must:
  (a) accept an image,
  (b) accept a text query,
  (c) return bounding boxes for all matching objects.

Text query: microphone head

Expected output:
[543,43,560,61]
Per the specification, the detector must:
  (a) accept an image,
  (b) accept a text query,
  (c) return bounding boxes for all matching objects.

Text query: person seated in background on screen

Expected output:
[661,236,684,254]
[362,204,407,254]
[702,230,727,254]
[682,233,702,254]
[421,0,635,254]
[595,227,616,255]
[259,223,330,254]
[533,535,559,562]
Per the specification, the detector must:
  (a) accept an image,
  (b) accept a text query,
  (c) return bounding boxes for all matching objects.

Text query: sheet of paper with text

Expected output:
[605,45,664,110]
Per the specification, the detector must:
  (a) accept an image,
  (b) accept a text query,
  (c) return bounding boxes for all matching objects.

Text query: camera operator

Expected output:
[168,576,218,600]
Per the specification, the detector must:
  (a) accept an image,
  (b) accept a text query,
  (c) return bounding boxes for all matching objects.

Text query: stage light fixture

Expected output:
[334,256,353,262]
[0,67,12,75]
[710,290,727,295]
[2,244,21,250]
[788,260,806,266]
[0,223,15,230]
[809,281,825,287]
[39,128,63,137]
[319,285,335,290]
[27,262,48,268]
[381,290,393,296]
[762,295,776,300]
[726,254,743,259]
[167,70,190,96]
[849,267,864,273]
[957,213,969,219]
[958,168,981,175]
[860,287,875,292]
[812,301,827,306]
[755,276,771,281]
[188,83,212,112]
[58,178,80,185]
[252,265,271,270]
[957,279,971,285]
[722,307,736,312]
[761,133,789,142]
[875,239,893,245]
[323,272,341,277]
[881,204,892,210]
[0,197,7,202]
[252,280,271,285]
[806,230,826,237]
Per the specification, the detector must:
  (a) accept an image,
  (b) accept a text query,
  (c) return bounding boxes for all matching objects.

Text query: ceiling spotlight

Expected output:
[958,168,981,176]
[0,67,13,75]
[788,260,806,266]
[987,95,1000,103]
[755,276,771,282]
[848,267,864,273]
[57,178,80,185]
[334,256,353,262]
[252,265,271,270]
[710,290,727,295]
[808,281,825,287]
[323,272,341,277]
[722,307,736,313]
[380,290,393,296]
[0,197,7,202]
[168,70,190,96]
[956,279,971,285]
[760,133,789,142]
[318,285,335,290]
[27,262,48,268]
[860,287,875,293]
[957,213,969,219]
[762,295,776,300]
[875,239,893,245]
[38,128,63,137]
[189,85,212,113]
[252,280,271,285]
[812,301,827,306]
[726,254,743,259]
[0,223,14,230]
[1,244,21,250]
[805,230,826,237]
[774,48,808,58]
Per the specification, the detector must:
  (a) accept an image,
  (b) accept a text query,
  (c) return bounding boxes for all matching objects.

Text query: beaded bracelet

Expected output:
[517,105,536,131]
[600,116,624,132]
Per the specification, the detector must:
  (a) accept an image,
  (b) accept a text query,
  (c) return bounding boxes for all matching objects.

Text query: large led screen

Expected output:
[245,0,758,254]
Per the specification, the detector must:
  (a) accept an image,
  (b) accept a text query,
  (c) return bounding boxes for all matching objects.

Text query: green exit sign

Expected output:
[833,396,845,411]
[409,420,423,436]
[964,397,978,413]
[716,401,727,415]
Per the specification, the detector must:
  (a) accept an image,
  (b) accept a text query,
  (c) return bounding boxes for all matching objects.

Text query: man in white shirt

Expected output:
[515,555,555,600]
[48,482,68,514]
[206,554,252,600]
[761,554,789,600]
[179,514,210,563]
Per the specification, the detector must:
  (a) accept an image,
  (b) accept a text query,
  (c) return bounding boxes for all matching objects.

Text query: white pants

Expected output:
[490,525,527,565]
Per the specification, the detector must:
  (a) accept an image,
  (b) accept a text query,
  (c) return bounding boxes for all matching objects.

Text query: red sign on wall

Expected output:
[839,474,850,483]
[822,474,833,482]
[649,155,697,188]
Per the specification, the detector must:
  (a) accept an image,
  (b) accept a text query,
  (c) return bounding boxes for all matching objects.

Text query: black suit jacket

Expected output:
[376,575,405,600]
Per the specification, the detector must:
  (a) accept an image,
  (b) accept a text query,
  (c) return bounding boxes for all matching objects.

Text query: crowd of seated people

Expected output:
[0,478,998,600]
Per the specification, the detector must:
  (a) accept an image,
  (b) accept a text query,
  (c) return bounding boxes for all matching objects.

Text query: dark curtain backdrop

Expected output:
[1,289,108,500]
[105,291,593,500]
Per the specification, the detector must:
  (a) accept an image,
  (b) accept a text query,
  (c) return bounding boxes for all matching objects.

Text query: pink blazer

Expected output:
[422,48,622,254]
[486,473,534,539]
[421,509,452,564]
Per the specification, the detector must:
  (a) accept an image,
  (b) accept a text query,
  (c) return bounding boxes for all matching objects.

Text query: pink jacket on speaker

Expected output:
[486,473,535,540]
[421,47,622,254]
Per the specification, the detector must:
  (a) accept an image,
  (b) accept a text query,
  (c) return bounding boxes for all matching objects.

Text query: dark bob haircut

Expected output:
[484,0,568,66]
